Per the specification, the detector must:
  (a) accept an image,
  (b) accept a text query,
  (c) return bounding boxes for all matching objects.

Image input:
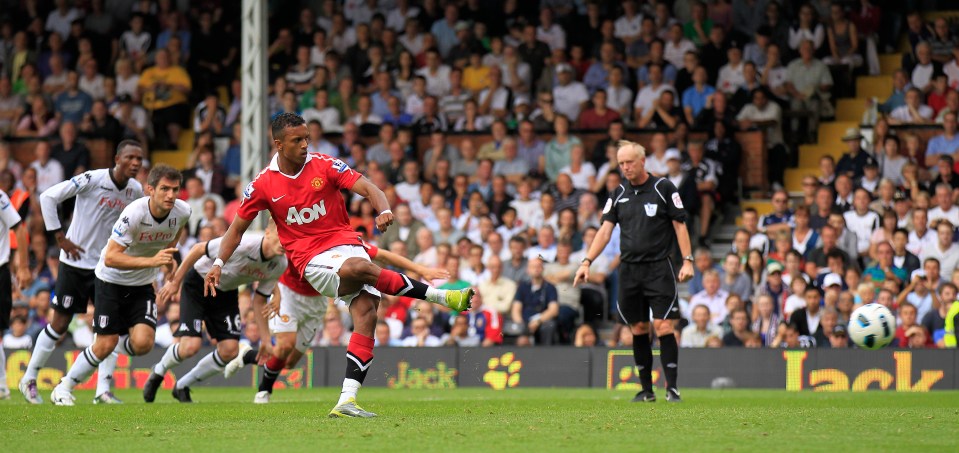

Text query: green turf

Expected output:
[2,388,957,452]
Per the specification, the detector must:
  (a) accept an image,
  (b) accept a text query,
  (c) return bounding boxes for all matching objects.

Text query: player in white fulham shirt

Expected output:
[18,140,144,405]
[0,186,31,400]
[51,165,190,406]
[142,224,286,403]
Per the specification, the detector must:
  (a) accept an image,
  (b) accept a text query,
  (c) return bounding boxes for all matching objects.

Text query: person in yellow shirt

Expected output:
[138,49,192,149]
[462,51,490,93]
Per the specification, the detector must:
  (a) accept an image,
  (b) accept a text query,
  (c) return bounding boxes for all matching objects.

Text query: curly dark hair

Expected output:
[271,112,306,140]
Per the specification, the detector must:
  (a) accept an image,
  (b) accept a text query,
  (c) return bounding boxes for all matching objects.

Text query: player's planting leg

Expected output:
[254,331,296,403]
[655,320,681,403]
[53,333,122,406]
[143,341,188,402]
[330,291,377,418]
[20,313,72,404]
[630,323,656,403]
[173,340,239,403]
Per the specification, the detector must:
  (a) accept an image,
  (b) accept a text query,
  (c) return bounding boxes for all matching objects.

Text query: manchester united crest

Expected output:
[311,177,324,190]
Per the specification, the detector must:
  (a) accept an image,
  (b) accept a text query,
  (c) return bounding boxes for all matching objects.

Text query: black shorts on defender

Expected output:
[93,278,158,334]
[175,268,241,341]
[617,259,680,324]
[0,263,10,330]
[51,263,96,315]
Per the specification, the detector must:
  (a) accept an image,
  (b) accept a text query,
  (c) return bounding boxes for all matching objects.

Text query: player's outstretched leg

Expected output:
[630,326,656,403]
[330,292,377,418]
[341,259,473,312]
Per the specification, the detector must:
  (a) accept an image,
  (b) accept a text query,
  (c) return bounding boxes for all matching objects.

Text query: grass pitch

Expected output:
[2,388,957,452]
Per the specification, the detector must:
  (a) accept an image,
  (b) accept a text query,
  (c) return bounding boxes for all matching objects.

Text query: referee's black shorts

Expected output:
[617,259,680,324]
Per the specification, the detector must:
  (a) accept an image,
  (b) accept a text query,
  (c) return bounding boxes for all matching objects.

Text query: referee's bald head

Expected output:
[616,140,646,159]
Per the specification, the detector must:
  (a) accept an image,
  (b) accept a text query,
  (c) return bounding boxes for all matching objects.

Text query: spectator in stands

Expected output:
[751,293,780,346]
[721,252,753,301]
[680,304,722,347]
[80,99,122,144]
[665,23,696,70]
[891,227,922,277]
[717,46,746,95]
[722,309,751,347]
[809,186,835,231]
[637,89,681,130]
[911,42,940,94]
[790,285,824,338]
[50,121,89,177]
[789,4,825,54]
[192,93,225,135]
[577,89,621,130]
[634,63,675,121]
[836,127,872,179]
[876,136,907,187]
[690,269,729,327]
[908,209,936,257]
[112,93,148,146]
[785,40,833,143]
[42,54,69,95]
[808,225,852,273]
[833,174,854,212]
[30,141,64,193]
[737,88,785,187]
[511,258,559,346]
[14,96,59,138]
[921,220,959,278]
[138,48,190,149]
[925,113,959,168]
[928,183,959,226]
[929,18,958,64]
[843,189,880,260]
[864,241,907,286]
[682,66,715,124]
[688,247,719,296]
[824,3,862,69]
[694,90,736,130]
[889,87,933,124]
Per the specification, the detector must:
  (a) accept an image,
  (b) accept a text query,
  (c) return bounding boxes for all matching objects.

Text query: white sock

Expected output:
[0,346,6,388]
[96,352,118,396]
[62,347,103,390]
[114,334,133,356]
[176,350,226,389]
[337,378,361,405]
[425,287,448,306]
[153,344,182,376]
[23,325,60,382]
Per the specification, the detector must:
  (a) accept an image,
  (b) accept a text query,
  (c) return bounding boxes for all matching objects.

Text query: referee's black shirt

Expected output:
[600,176,688,263]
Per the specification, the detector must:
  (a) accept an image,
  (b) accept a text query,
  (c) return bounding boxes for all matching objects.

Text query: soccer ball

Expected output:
[847,304,896,350]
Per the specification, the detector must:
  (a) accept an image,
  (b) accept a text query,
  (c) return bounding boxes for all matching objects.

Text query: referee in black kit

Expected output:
[575,140,694,403]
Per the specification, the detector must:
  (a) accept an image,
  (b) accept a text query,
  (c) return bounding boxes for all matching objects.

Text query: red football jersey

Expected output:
[237,153,363,274]
[278,239,380,297]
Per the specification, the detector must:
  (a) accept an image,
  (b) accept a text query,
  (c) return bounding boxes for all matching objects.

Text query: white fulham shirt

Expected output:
[40,169,144,270]
[95,197,191,286]
[196,233,286,294]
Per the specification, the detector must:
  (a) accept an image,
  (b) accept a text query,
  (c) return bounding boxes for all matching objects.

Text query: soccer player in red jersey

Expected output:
[206,113,473,417]
[222,240,448,405]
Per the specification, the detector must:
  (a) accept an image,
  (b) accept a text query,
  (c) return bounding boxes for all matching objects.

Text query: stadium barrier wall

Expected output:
[5,347,957,392]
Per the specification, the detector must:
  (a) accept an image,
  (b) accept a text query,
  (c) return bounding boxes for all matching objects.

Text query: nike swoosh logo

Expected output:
[140,222,151,226]
[272,195,286,202]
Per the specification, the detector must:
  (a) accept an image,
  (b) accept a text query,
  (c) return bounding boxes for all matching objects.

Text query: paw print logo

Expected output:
[483,352,522,390]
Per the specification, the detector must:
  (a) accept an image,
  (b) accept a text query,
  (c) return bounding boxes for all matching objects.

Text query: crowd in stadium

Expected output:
[1,0,957,353]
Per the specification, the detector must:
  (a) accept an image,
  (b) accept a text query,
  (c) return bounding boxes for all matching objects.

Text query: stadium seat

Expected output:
[785,168,816,193]
[879,54,901,76]
[816,121,860,146]
[856,76,893,100]
[151,150,190,169]
[798,145,843,168]
[177,130,196,152]
[835,98,868,122]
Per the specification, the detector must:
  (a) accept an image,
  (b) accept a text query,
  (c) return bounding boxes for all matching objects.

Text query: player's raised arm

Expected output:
[157,239,206,305]
[40,174,91,260]
[350,176,394,232]
[207,215,253,295]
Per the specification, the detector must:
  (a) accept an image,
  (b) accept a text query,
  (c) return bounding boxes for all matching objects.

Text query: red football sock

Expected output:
[373,269,430,299]
[345,333,375,384]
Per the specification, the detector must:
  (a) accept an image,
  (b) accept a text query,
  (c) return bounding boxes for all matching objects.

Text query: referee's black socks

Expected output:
[659,333,679,390]
[632,334,653,392]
